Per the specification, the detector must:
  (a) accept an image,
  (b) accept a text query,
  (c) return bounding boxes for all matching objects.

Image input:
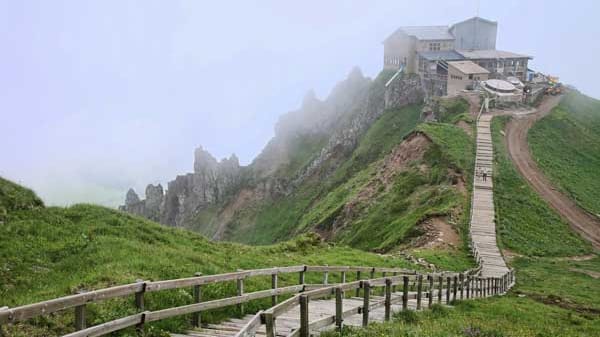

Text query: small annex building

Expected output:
[447,61,490,95]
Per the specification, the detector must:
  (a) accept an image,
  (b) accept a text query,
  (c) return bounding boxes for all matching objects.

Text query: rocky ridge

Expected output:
[121,68,426,239]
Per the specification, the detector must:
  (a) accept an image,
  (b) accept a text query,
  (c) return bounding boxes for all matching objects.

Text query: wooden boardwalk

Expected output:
[176,290,454,337]
[471,114,509,278]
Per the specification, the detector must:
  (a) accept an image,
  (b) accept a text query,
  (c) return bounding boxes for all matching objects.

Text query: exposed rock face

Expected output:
[121,68,426,238]
[144,184,163,222]
[121,148,243,228]
[295,72,425,183]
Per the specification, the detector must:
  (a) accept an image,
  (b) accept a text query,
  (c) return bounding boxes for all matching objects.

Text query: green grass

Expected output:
[0,178,414,337]
[491,116,591,256]
[325,97,600,337]
[323,295,600,337]
[528,92,600,215]
[0,177,43,217]
[232,103,423,246]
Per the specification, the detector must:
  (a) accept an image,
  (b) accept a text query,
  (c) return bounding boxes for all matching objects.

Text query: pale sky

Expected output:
[1,0,599,207]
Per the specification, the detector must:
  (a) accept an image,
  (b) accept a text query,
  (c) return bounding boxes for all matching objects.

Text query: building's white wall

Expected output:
[383,32,416,71]
[451,18,497,50]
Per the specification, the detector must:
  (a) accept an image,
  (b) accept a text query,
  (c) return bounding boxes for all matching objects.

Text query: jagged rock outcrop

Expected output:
[121,68,426,238]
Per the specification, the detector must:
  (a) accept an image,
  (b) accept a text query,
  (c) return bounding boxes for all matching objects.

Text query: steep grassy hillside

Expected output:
[227,97,477,259]
[325,105,600,337]
[529,92,600,216]
[492,116,591,256]
[0,178,411,337]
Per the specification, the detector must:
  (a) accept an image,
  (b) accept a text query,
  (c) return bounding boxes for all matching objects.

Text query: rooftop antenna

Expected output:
[473,0,480,49]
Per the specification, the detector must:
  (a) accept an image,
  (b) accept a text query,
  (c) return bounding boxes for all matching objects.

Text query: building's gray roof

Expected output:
[394,25,454,41]
[451,16,497,30]
[457,49,532,59]
[448,61,490,74]
[418,50,465,61]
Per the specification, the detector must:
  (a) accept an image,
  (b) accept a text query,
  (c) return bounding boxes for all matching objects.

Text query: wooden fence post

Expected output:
[392,272,398,293]
[446,277,451,304]
[237,270,245,315]
[438,275,443,303]
[362,281,370,326]
[74,289,87,331]
[459,274,464,300]
[299,266,306,285]
[135,279,146,311]
[402,276,409,310]
[192,272,202,328]
[479,277,485,297]
[416,275,423,310]
[341,271,347,284]
[452,275,458,302]
[369,268,375,295]
[355,271,362,297]
[299,295,309,337]
[427,275,433,308]
[272,272,278,306]
[384,278,392,321]
[466,275,471,299]
[134,279,147,334]
[335,287,343,330]
[323,264,329,285]
[264,312,276,337]
[495,278,499,295]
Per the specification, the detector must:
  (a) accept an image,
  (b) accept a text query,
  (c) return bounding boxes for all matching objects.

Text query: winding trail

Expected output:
[504,95,600,249]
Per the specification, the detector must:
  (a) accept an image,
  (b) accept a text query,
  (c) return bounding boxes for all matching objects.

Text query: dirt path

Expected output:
[504,95,600,249]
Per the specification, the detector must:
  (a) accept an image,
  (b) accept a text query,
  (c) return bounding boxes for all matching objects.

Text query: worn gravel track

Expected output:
[504,95,600,249]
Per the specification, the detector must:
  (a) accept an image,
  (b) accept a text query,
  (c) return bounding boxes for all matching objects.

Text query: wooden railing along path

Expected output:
[0,264,514,337]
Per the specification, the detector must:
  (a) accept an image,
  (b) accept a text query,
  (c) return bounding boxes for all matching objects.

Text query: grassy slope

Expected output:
[492,116,590,257]
[528,92,600,215]
[234,103,423,245]
[0,179,412,337]
[325,99,600,337]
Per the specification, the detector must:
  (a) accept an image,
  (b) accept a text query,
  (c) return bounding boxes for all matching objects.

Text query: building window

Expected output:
[468,74,473,80]
[429,42,441,51]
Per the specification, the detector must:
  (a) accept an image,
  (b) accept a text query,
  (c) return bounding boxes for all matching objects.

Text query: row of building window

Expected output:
[384,56,406,66]
[450,74,463,80]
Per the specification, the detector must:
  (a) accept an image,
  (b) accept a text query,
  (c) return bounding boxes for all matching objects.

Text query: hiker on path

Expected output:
[482,169,488,182]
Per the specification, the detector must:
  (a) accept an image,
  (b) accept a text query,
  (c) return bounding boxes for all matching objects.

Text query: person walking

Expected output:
[482,169,488,182]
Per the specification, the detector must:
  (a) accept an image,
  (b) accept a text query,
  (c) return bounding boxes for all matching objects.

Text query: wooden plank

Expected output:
[0,282,145,324]
[63,312,146,337]
[147,286,303,323]
[234,311,263,337]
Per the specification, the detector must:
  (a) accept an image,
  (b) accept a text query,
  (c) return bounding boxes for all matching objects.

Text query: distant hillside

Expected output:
[121,69,478,254]
[0,177,409,337]
[0,177,43,216]
[529,92,600,216]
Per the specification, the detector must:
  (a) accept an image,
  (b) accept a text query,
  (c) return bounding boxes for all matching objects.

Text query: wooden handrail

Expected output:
[1,263,489,337]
